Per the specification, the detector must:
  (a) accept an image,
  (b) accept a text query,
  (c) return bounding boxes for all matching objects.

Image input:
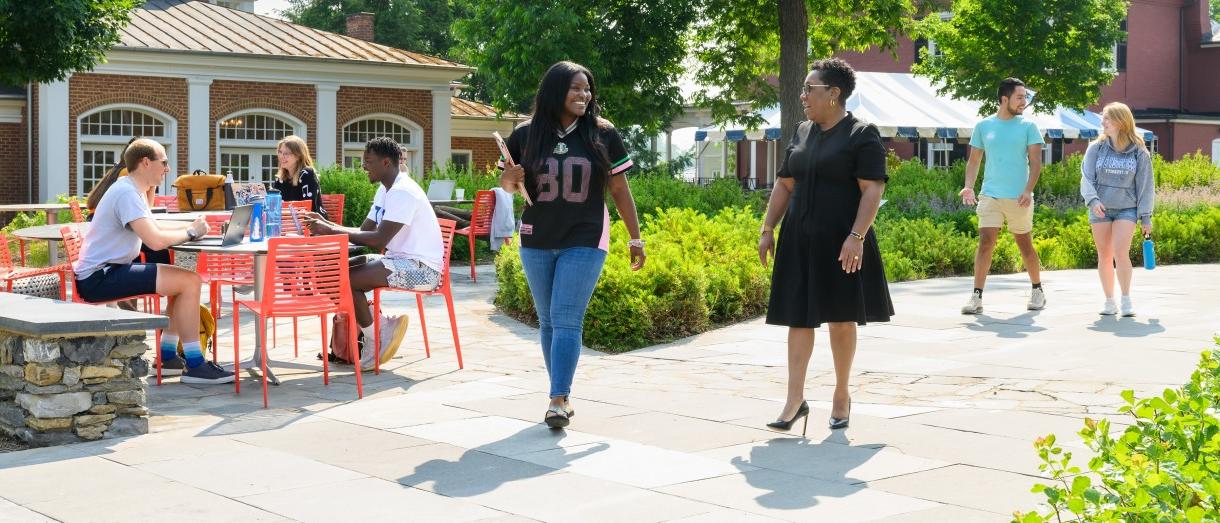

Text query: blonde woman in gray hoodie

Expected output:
[1081,102,1155,317]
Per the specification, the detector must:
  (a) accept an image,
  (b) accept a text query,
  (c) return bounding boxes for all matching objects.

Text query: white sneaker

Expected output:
[1100,299,1118,315]
[362,315,407,371]
[1027,288,1047,310]
[1120,296,1135,317]
[961,293,983,315]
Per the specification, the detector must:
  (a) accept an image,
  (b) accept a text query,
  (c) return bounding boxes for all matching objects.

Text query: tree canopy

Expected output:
[0,0,139,85]
[912,0,1128,114]
[451,0,696,133]
[692,0,914,145]
[282,0,463,59]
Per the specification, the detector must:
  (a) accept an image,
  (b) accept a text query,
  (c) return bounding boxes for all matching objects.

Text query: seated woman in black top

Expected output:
[272,135,328,220]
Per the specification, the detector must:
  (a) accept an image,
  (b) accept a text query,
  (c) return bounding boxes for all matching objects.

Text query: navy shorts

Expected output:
[75,263,159,303]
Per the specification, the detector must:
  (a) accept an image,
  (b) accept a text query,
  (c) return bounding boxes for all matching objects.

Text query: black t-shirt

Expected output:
[271,167,328,220]
[497,121,633,250]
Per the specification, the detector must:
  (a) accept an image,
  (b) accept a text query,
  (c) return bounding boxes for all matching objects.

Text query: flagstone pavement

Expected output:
[3,263,1218,522]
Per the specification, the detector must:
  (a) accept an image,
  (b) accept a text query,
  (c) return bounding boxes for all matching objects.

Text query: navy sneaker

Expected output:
[157,356,186,377]
[181,361,235,384]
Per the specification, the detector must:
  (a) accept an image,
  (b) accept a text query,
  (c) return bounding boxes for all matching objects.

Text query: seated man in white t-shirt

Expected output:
[73,138,232,384]
[304,137,444,367]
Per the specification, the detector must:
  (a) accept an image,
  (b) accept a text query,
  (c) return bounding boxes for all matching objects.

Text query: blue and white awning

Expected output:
[694,72,1155,143]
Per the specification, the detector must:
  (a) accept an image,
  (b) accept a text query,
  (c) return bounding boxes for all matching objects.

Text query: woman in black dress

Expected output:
[758,58,893,435]
[272,135,328,220]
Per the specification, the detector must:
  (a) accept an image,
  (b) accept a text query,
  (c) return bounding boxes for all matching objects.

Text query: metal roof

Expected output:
[451,97,522,120]
[121,0,469,70]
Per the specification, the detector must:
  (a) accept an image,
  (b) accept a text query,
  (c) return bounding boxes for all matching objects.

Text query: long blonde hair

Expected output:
[1095,102,1146,153]
[276,135,315,185]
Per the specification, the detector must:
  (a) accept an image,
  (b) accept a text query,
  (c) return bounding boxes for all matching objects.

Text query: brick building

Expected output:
[840,0,1220,164]
[0,0,521,205]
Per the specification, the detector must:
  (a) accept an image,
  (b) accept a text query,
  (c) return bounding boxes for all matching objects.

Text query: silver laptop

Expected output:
[193,204,253,247]
[426,180,456,201]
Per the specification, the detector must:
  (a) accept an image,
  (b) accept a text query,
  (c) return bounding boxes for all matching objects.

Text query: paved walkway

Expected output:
[3,264,1218,522]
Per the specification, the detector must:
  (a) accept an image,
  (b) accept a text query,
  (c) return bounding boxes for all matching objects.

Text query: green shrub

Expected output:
[494,207,769,352]
[1014,345,1220,523]
[316,167,376,227]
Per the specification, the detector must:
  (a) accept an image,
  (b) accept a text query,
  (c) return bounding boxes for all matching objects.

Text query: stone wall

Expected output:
[0,331,150,447]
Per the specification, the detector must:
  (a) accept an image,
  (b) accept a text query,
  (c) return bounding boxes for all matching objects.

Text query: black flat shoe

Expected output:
[829,398,851,430]
[766,400,810,437]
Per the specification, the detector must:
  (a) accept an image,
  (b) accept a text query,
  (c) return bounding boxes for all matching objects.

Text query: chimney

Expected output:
[345,12,375,41]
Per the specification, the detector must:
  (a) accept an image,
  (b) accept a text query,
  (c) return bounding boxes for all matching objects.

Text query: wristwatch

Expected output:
[627,238,645,249]
[186,228,199,241]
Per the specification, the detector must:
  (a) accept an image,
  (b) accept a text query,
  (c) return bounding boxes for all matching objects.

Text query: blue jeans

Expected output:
[518,247,607,398]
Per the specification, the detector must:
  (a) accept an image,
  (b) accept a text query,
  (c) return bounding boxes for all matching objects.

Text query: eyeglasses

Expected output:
[802,84,831,95]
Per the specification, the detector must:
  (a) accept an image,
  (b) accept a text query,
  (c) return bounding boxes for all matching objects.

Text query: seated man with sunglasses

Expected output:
[73,138,233,384]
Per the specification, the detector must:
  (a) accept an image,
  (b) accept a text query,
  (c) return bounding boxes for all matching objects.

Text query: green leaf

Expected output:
[1070,475,1091,494]
[1121,389,1136,404]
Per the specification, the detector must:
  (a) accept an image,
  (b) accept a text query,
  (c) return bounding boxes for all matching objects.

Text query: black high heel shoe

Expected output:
[829,398,851,430]
[766,400,810,436]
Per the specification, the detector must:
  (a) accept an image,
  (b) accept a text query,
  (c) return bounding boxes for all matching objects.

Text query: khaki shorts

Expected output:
[977,195,1034,234]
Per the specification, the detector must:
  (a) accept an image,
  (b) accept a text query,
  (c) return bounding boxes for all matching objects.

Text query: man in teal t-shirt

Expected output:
[958,77,1047,315]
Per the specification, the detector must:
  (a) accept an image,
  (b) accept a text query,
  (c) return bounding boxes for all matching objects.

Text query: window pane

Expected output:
[218,113,294,143]
[81,109,168,139]
[343,118,412,146]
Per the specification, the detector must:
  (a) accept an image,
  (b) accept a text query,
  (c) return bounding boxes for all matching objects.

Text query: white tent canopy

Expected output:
[694,72,1155,143]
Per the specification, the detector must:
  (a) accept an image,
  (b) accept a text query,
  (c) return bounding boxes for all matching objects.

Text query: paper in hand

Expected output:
[493,131,532,206]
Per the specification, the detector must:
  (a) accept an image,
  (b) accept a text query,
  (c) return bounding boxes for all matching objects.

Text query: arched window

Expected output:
[342,115,422,176]
[77,106,176,195]
[216,110,305,184]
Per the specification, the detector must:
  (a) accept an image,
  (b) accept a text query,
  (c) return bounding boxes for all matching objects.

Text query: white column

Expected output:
[38,78,70,202]
[666,130,673,164]
[749,141,757,186]
[315,83,339,167]
[431,88,452,172]
[187,76,212,174]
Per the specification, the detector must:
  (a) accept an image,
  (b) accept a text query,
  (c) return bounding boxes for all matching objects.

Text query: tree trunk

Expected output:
[777,0,809,148]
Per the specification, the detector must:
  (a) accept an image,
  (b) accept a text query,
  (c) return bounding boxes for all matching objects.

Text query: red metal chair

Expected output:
[60,225,165,381]
[320,194,345,225]
[153,195,179,212]
[371,219,462,374]
[68,199,86,223]
[453,190,508,282]
[233,234,360,407]
[1,232,67,298]
[197,214,254,362]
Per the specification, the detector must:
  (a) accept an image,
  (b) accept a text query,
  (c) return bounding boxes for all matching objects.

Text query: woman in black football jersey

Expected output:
[500,61,646,429]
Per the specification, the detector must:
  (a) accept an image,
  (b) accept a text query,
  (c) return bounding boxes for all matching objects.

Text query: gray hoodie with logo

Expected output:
[1080,138,1155,226]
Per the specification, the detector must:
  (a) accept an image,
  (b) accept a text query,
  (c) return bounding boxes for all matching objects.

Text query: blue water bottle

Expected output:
[250,201,265,242]
[1142,233,1156,270]
[266,188,282,238]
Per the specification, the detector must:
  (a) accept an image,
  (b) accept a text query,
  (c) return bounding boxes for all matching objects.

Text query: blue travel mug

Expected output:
[250,202,265,242]
[1142,234,1156,270]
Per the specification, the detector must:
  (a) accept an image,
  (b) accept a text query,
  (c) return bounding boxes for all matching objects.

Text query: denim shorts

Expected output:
[1088,207,1138,224]
[75,263,158,303]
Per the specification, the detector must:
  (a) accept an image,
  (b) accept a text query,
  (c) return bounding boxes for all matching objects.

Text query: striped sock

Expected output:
[159,334,179,362]
[181,341,205,369]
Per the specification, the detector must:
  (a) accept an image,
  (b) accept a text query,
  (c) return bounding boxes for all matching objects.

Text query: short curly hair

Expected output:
[810,57,856,104]
[364,137,401,164]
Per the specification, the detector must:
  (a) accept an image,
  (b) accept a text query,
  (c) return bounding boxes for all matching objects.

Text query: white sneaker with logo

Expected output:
[1120,296,1135,317]
[961,293,983,315]
[1100,299,1118,315]
[1027,288,1047,310]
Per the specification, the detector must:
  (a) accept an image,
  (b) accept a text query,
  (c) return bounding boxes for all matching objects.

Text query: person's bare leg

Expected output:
[1091,222,1116,298]
[973,227,1000,290]
[827,322,857,418]
[1013,232,1042,283]
[156,265,202,343]
[779,327,815,420]
[1111,220,1137,295]
[348,260,392,328]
